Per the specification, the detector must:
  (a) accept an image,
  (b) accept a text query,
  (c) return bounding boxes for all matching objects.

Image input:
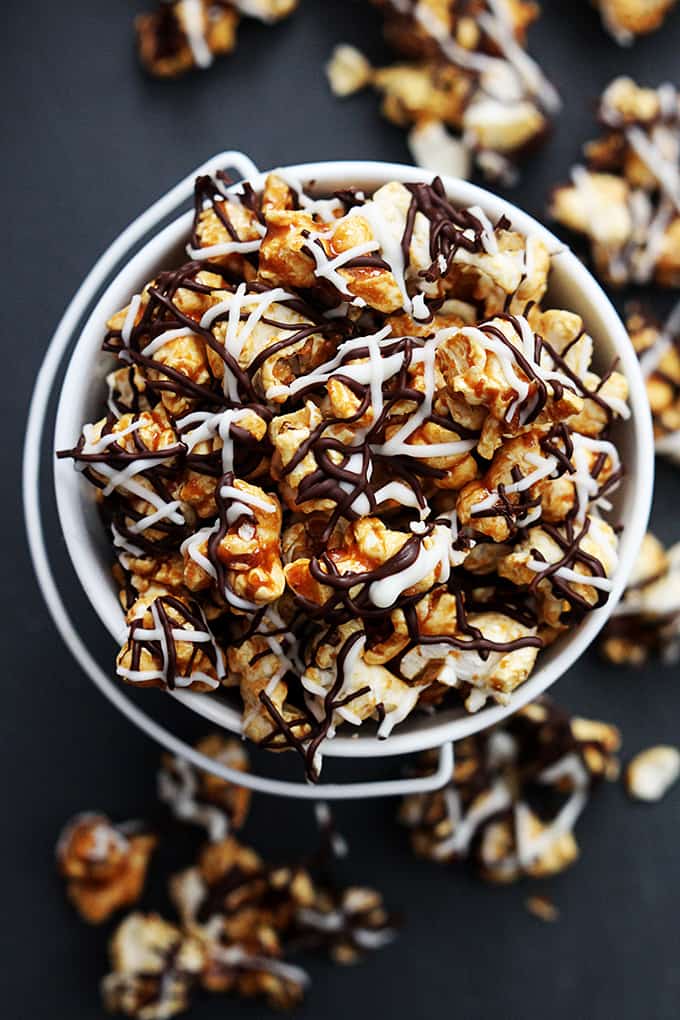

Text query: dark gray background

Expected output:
[3,1,680,1017]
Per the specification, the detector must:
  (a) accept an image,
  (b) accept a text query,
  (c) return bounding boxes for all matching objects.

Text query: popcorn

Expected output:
[498,515,620,627]
[200,939,308,1010]
[550,77,680,288]
[408,119,472,183]
[626,301,680,462]
[167,826,398,1000]
[60,170,629,781]
[600,533,680,664]
[56,815,156,924]
[182,479,286,607]
[158,735,251,840]
[326,0,559,184]
[326,44,374,97]
[625,745,680,801]
[170,837,312,1008]
[171,836,314,936]
[117,591,226,692]
[63,751,399,1016]
[136,0,298,78]
[294,885,399,964]
[102,913,204,1019]
[398,698,621,881]
[593,0,677,44]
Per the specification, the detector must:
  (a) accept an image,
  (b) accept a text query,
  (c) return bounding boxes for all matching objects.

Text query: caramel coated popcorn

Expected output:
[136,0,298,78]
[295,885,399,964]
[60,168,629,780]
[326,0,560,184]
[398,699,620,881]
[56,814,157,924]
[600,533,680,665]
[167,830,397,1007]
[102,913,204,1019]
[594,0,677,44]
[158,735,251,841]
[550,77,680,288]
[64,746,399,1017]
[626,301,680,462]
[170,836,312,1008]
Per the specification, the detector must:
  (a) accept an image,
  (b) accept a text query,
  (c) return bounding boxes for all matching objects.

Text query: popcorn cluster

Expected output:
[136,0,298,77]
[57,738,398,1018]
[57,815,157,925]
[600,532,680,665]
[626,301,680,462]
[102,839,397,1018]
[60,169,629,780]
[326,0,560,184]
[399,699,621,881]
[550,77,680,288]
[593,0,677,45]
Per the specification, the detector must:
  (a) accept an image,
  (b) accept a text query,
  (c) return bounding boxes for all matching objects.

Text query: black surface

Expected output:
[4,1,680,1017]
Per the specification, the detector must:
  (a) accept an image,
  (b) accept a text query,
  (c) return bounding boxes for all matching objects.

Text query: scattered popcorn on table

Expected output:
[550,77,680,288]
[60,744,399,1016]
[326,0,560,184]
[158,735,251,841]
[398,699,621,881]
[56,814,157,925]
[59,168,630,782]
[102,912,204,1019]
[626,745,680,801]
[593,0,677,44]
[171,836,312,1009]
[170,835,315,945]
[136,0,298,78]
[294,884,399,964]
[600,533,680,665]
[627,301,680,463]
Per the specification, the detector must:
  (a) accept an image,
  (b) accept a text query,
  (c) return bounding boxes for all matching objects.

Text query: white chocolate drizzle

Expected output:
[79,420,185,534]
[369,525,451,608]
[117,600,224,688]
[157,754,231,842]
[177,0,213,68]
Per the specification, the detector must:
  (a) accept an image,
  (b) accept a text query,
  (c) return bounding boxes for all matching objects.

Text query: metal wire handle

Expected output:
[23,150,455,799]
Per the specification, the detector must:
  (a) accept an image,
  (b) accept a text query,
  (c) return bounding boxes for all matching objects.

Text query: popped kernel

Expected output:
[57,815,156,925]
[626,745,680,801]
[594,0,677,44]
[626,301,680,463]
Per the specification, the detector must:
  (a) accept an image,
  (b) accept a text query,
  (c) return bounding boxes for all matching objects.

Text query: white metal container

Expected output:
[26,152,654,798]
